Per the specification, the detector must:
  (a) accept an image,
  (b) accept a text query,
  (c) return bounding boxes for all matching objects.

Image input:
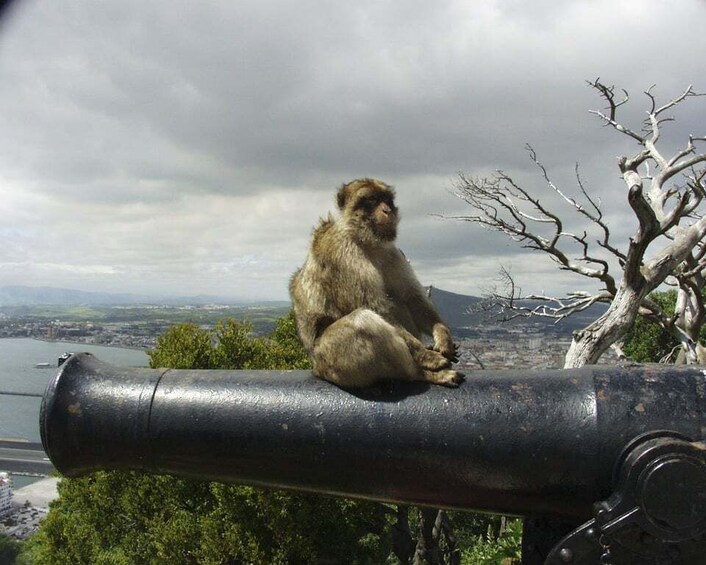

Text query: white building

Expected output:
[0,472,12,518]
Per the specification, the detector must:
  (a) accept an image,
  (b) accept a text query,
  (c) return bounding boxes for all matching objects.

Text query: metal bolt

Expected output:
[585,527,598,542]
[559,547,574,563]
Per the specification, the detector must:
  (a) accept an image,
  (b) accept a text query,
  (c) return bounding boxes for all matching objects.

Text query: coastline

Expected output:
[27,337,149,353]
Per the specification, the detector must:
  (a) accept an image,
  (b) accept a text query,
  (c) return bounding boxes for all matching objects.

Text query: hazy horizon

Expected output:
[0,283,480,306]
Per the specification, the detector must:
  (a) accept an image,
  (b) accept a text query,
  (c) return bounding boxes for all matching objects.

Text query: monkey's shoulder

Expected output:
[309,217,364,263]
[310,215,339,257]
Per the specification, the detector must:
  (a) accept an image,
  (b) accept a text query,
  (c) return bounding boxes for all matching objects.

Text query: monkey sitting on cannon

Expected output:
[290,178,462,388]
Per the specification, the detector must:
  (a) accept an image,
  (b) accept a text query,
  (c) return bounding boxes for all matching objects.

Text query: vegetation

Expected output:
[623,290,679,363]
[22,312,520,564]
[623,289,706,363]
[0,532,22,564]
[460,519,523,564]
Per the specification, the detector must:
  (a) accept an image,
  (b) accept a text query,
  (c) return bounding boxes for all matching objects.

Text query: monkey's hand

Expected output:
[432,323,459,363]
[415,348,452,371]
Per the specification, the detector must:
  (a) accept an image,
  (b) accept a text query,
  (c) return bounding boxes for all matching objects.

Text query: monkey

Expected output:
[289,178,463,388]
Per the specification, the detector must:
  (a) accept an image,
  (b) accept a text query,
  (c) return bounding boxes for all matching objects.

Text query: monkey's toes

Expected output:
[418,349,452,370]
[428,369,464,388]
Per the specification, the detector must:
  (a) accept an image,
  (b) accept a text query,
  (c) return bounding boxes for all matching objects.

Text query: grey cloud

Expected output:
[1,0,705,298]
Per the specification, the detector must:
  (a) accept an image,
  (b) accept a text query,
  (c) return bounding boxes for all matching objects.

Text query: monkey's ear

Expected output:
[336,184,349,210]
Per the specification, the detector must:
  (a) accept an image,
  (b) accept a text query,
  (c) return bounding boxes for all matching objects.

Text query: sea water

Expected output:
[0,338,148,441]
[0,338,148,486]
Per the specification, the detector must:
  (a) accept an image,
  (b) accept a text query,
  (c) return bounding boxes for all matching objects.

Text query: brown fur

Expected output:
[289,178,462,388]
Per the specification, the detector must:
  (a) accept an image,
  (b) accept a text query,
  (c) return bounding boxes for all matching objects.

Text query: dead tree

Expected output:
[452,80,706,368]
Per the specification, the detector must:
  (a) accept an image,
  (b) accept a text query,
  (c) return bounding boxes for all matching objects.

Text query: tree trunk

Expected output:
[412,509,442,565]
[674,286,706,364]
[392,505,416,564]
[564,282,645,368]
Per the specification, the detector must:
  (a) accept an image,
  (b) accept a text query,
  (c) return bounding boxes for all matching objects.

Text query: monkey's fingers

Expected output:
[448,343,460,364]
[427,343,458,363]
[435,343,459,364]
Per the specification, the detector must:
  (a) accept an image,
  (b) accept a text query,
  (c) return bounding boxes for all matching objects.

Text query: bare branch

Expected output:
[588,107,645,143]
[575,163,627,263]
[659,345,682,364]
[482,267,613,326]
[453,166,618,294]
[658,153,706,184]
[450,80,706,367]
[587,79,629,122]
[654,85,704,116]
[668,135,700,168]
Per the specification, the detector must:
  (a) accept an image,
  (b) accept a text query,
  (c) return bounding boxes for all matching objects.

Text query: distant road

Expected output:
[0,439,53,474]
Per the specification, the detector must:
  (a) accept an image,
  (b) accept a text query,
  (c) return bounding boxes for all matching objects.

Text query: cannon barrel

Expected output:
[40,353,706,519]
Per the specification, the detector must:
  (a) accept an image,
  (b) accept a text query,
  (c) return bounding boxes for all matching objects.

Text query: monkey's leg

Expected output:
[431,323,459,362]
[313,309,462,388]
[312,309,421,388]
[394,327,463,387]
[393,326,452,371]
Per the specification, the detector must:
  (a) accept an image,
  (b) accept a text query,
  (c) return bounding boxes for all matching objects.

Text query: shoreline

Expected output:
[4,336,150,353]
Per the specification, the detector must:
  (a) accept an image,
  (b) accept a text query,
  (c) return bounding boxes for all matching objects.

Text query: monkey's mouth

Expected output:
[374,220,397,241]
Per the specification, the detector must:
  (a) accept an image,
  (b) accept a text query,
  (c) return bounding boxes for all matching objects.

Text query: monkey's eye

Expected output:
[355,196,378,211]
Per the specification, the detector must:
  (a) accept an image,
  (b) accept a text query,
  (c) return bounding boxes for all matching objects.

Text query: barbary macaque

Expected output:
[290,178,462,388]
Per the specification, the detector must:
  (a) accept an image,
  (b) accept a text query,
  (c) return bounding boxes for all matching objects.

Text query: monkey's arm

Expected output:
[404,293,458,362]
[391,253,457,361]
[392,322,454,371]
[289,266,338,354]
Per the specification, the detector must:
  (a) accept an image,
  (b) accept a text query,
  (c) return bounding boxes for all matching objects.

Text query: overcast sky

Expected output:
[0,0,705,301]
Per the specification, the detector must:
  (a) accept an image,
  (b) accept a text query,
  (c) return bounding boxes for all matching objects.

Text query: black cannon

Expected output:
[41,353,706,564]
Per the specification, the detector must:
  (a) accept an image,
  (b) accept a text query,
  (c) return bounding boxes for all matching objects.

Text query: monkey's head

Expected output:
[336,178,399,243]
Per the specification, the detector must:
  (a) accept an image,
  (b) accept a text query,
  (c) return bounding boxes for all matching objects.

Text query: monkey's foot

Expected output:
[424,369,464,388]
[415,349,452,371]
[431,341,459,363]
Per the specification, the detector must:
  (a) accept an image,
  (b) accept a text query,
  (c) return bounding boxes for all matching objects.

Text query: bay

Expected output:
[0,338,148,442]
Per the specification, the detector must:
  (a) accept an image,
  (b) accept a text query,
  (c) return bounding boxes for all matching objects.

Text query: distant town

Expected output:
[0,316,160,350]
[0,302,612,372]
[0,302,292,351]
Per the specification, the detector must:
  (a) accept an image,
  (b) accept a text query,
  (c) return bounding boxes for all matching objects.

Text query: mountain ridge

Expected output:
[0,285,286,307]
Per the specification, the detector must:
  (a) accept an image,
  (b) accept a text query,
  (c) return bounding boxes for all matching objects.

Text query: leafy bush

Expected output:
[623,290,678,363]
[0,532,22,564]
[461,518,522,565]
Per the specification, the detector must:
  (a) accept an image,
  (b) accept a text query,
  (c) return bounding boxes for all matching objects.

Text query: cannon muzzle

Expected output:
[40,353,706,521]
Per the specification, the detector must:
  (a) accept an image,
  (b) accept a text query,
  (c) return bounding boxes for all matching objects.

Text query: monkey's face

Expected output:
[338,179,399,243]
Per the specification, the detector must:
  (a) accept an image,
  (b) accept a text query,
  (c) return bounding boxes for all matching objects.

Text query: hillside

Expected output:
[428,287,607,336]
